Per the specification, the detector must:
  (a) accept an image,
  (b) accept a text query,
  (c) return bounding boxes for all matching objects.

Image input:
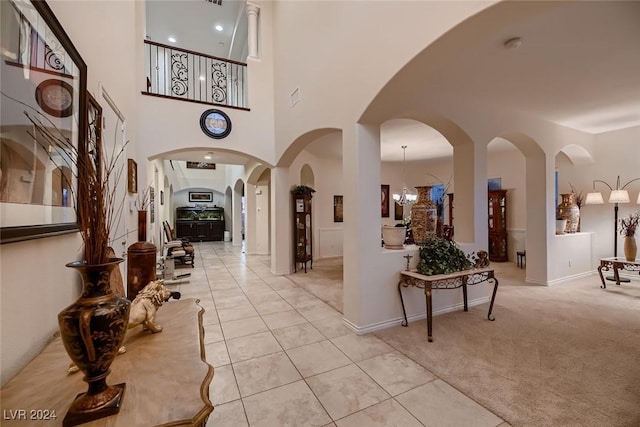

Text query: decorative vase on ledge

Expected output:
[411,186,438,245]
[623,236,637,261]
[557,193,579,233]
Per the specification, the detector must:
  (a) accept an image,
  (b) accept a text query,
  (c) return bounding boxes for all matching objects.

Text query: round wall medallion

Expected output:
[35,79,74,118]
[199,109,232,139]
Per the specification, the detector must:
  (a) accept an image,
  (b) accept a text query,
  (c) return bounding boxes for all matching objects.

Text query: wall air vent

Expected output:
[204,0,222,5]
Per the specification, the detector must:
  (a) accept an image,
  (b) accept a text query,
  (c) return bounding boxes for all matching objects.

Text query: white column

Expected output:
[245,184,257,254]
[342,123,382,329]
[271,166,291,275]
[246,3,260,59]
[232,183,243,246]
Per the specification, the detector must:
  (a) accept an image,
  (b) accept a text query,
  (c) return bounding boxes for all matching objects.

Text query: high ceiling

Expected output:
[148,1,640,165]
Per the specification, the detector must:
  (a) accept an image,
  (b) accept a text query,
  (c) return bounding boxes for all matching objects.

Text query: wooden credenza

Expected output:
[0,299,213,426]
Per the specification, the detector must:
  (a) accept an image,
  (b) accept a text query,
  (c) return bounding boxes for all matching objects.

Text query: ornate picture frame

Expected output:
[333,195,343,223]
[199,109,231,139]
[0,0,88,244]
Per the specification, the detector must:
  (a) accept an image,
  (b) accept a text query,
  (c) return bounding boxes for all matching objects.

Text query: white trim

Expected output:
[546,270,596,286]
[342,296,491,335]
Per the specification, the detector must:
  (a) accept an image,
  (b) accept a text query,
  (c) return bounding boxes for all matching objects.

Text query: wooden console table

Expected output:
[0,298,213,426]
[598,257,640,288]
[398,268,499,342]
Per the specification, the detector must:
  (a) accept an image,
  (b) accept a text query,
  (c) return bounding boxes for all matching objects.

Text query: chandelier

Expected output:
[392,145,417,206]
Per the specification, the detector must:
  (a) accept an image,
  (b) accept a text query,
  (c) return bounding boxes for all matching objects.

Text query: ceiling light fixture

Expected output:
[503,37,522,49]
[215,25,223,32]
[204,152,213,160]
[392,145,417,207]
[168,36,176,43]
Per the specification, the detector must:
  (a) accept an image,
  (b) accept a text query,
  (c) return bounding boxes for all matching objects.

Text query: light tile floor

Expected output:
[166,241,509,427]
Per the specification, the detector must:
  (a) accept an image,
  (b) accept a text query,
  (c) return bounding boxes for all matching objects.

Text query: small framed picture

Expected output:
[381,185,390,218]
[334,195,343,222]
[394,202,403,221]
[189,192,213,203]
[127,159,137,194]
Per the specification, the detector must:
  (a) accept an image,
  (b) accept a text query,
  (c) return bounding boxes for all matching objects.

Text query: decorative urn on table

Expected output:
[411,186,438,245]
[31,105,132,425]
[620,211,639,261]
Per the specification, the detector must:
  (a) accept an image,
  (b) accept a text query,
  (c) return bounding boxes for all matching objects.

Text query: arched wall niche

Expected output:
[300,164,314,188]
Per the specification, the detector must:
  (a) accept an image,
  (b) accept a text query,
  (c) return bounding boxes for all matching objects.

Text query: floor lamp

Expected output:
[585,176,640,281]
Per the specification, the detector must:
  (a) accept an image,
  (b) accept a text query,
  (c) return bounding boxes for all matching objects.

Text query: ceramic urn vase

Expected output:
[58,258,131,425]
[557,193,580,233]
[411,186,438,245]
[623,236,637,261]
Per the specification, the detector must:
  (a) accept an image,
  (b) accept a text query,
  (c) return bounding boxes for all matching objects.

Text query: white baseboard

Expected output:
[544,270,597,286]
[342,296,491,335]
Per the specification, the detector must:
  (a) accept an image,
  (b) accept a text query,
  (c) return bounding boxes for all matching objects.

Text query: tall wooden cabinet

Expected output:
[292,194,313,273]
[488,190,508,262]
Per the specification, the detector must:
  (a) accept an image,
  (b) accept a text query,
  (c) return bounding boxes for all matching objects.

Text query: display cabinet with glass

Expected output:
[175,206,225,241]
[292,194,313,272]
[488,190,508,261]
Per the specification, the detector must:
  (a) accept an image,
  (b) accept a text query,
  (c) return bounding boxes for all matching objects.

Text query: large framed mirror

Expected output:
[0,0,87,243]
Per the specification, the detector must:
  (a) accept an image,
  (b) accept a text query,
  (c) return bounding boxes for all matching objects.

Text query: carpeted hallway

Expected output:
[289,258,640,427]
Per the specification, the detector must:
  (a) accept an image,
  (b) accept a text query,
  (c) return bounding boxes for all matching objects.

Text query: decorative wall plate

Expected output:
[35,79,74,117]
[199,109,231,139]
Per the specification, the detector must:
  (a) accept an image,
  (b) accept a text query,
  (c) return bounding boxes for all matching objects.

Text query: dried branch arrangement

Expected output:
[16,99,128,265]
[619,211,640,237]
[135,186,151,211]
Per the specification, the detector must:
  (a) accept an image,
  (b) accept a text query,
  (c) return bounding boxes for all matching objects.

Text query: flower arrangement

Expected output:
[619,211,640,237]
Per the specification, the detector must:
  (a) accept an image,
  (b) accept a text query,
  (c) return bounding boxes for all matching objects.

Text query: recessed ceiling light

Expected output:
[168,36,176,43]
[503,37,522,49]
[199,76,206,81]
[204,152,213,160]
[215,25,223,32]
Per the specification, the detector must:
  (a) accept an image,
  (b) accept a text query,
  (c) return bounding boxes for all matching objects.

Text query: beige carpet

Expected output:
[287,257,344,313]
[292,259,640,427]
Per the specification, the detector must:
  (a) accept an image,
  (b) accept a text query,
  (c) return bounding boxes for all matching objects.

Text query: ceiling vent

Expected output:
[204,0,222,5]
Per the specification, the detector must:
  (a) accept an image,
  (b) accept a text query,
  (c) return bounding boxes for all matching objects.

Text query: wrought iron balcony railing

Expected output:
[144,40,248,110]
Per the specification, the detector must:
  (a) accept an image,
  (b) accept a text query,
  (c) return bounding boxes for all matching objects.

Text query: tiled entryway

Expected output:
[166,242,508,427]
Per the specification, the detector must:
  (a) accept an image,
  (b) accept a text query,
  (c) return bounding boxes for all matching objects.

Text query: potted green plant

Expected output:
[416,235,474,276]
[290,185,316,196]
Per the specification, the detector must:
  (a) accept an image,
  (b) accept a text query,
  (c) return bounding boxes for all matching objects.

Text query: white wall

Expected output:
[1,0,140,386]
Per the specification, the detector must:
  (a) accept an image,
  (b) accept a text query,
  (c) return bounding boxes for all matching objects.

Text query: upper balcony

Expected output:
[143,40,248,110]
[143,0,253,110]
